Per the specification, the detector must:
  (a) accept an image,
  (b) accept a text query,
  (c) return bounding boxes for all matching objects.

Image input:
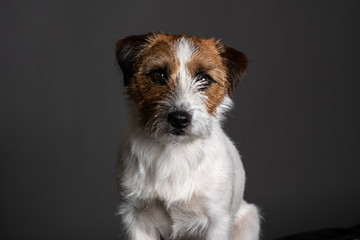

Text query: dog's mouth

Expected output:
[171,129,186,136]
[140,108,204,141]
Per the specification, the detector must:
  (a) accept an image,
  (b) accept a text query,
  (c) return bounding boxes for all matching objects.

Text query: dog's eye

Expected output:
[196,73,214,90]
[150,70,168,85]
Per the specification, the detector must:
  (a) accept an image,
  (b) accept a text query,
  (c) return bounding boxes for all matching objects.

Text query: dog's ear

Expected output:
[219,44,248,98]
[115,33,151,86]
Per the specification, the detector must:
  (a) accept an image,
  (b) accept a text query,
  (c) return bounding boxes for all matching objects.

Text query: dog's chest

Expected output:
[123,136,208,202]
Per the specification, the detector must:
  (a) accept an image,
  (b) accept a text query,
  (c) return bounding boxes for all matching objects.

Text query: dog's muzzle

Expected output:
[167,111,191,134]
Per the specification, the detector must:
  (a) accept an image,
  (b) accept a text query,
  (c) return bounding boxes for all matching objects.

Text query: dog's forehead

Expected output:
[141,33,224,72]
[147,33,218,51]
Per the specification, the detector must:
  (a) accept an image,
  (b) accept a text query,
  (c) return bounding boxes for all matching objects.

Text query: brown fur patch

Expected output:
[124,34,181,131]
[188,38,228,115]
[217,43,248,98]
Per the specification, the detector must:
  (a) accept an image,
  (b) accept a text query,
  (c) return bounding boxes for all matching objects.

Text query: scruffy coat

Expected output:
[115,32,260,240]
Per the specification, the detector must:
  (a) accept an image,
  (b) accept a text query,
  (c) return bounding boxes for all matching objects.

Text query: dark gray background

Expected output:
[1,0,359,239]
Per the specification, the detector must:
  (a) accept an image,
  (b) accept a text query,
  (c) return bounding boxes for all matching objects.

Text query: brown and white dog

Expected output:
[115,32,260,240]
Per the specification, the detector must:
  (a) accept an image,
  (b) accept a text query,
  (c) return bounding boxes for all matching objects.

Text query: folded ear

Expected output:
[219,44,248,98]
[115,33,151,86]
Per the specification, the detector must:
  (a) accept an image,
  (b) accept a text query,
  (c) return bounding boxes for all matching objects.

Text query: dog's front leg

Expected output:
[205,213,233,240]
[118,199,171,240]
[232,201,260,240]
[170,209,232,240]
[169,201,209,240]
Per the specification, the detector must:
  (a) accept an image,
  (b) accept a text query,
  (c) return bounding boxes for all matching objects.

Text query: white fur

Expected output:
[172,38,213,140]
[117,37,260,240]
[232,201,261,240]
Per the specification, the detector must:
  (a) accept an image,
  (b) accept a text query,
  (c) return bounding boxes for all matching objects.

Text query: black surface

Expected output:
[1,1,360,239]
[276,224,360,240]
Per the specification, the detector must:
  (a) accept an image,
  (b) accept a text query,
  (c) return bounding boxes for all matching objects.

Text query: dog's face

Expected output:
[116,33,247,142]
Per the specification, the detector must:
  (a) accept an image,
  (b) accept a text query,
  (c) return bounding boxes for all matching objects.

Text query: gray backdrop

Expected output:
[1,0,359,239]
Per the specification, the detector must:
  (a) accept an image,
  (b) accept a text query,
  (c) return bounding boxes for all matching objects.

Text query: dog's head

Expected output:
[116,32,247,142]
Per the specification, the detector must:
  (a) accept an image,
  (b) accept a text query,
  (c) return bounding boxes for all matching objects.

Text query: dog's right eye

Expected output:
[149,70,168,85]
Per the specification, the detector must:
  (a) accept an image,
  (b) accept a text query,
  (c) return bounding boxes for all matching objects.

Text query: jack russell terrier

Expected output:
[115,32,260,240]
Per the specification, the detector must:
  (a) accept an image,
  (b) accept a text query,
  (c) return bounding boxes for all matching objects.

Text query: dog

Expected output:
[115,32,260,240]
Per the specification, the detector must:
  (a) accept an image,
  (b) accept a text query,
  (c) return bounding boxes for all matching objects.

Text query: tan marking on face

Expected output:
[188,38,228,115]
[126,34,180,121]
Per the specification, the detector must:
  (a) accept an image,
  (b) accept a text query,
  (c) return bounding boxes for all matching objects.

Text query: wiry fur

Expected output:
[115,32,260,240]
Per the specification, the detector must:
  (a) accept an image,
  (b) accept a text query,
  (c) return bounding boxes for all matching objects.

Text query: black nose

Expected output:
[167,111,191,129]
